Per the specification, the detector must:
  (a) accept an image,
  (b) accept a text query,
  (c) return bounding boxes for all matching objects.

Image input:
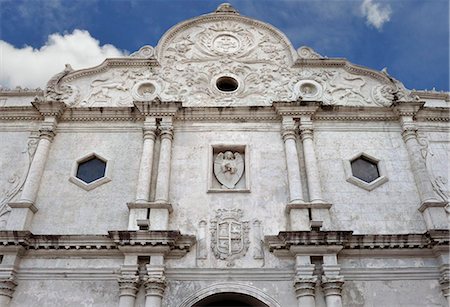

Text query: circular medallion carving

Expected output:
[213,34,240,53]
[300,83,318,96]
[131,81,160,101]
[295,80,322,100]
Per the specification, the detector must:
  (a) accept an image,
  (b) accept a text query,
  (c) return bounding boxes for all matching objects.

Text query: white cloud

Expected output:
[0,29,127,89]
[360,0,392,30]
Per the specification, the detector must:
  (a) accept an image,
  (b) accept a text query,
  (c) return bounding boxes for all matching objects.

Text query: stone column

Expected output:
[293,255,317,307]
[144,255,166,307]
[322,276,344,307]
[282,116,305,204]
[128,117,157,230]
[150,117,174,230]
[0,279,17,306]
[396,103,447,230]
[282,117,310,231]
[322,255,344,307]
[7,116,58,230]
[118,263,139,307]
[135,117,157,203]
[294,276,317,307]
[299,117,324,204]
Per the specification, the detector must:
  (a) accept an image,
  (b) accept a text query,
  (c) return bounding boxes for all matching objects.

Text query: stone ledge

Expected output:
[285,202,332,213]
[127,202,173,213]
[8,202,38,214]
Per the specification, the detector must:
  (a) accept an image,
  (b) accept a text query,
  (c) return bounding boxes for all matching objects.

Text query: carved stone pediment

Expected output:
[39,4,415,109]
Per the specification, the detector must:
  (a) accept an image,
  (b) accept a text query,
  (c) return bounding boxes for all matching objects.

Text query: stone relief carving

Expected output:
[45,64,75,102]
[158,20,292,106]
[297,46,324,59]
[417,135,449,202]
[130,45,155,58]
[66,67,158,107]
[214,151,244,189]
[210,209,249,266]
[0,134,39,228]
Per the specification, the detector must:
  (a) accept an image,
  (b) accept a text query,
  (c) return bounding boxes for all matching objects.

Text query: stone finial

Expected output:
[215,3,239,14]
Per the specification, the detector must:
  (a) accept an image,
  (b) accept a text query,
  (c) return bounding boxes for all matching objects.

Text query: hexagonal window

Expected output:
[344,153,388,191]
[69,153,112,191]
[76,157,106,184]
[350,157,380,183]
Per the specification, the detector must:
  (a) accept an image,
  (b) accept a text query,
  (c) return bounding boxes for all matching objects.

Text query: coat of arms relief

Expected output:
[210,209,250,266]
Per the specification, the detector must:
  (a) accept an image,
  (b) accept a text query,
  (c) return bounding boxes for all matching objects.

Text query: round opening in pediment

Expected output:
[216,76,239,92]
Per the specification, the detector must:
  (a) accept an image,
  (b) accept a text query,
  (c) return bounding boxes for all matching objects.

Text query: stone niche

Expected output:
[208,144,249,192]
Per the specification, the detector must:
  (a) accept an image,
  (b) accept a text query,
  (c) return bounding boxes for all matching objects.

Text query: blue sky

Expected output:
[0,0,448,91]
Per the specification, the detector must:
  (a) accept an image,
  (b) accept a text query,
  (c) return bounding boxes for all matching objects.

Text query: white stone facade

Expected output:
[0,3,448,307]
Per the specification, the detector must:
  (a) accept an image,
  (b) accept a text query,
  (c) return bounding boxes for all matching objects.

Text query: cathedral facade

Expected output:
[0,4,449,307]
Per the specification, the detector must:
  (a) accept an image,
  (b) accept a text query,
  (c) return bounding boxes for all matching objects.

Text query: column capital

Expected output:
[159,126,173,140]
[144,276,167,298]
[321,275,344,297]
[282,128,297,141]
[143,128,157,140]
[299,126,314,141]
[401,126,418,142]
[440,273,450,298]
[118,275,140,298]
[38,128,56,141]
[294,275,317,298]
[0,278,17,299]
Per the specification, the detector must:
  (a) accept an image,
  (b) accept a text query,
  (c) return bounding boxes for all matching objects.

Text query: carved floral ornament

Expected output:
[39,3,414,108]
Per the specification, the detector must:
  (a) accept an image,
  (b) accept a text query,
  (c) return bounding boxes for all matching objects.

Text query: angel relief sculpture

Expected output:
[214,151,244,189]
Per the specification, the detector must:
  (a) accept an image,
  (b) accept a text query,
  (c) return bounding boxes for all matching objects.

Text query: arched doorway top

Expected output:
[179,282,281,307]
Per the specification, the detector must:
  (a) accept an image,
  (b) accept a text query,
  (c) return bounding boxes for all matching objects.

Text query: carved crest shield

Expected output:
[211,209,249,263]
[213,151,244,189]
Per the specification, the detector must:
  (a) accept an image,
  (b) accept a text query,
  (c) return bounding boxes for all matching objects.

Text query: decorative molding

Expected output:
[60,58,160,84]
[178,281,282,307]
[265,230,449,254]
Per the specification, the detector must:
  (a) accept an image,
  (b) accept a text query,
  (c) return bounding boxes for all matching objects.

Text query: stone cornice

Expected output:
[415,107,450,122]
[0,230,195,259]
[176,106,279,122]
[0,107,41,121]
[60,58,160,84]
[392,101,425,116]
[0,103,447,123]
[0,89,43,97]
[273,101,320,117]
[31,100,66,117]
[265,230,449,255]
[293,58,393,85]
[133,100,181,117]
[60,107,142,121]
[412,90,450,102]
[108,230,196,258]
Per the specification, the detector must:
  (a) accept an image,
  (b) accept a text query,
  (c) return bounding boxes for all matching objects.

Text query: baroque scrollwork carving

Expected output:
[210,209,249,265]
[0,134,39,228]
[158,19,293,106]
